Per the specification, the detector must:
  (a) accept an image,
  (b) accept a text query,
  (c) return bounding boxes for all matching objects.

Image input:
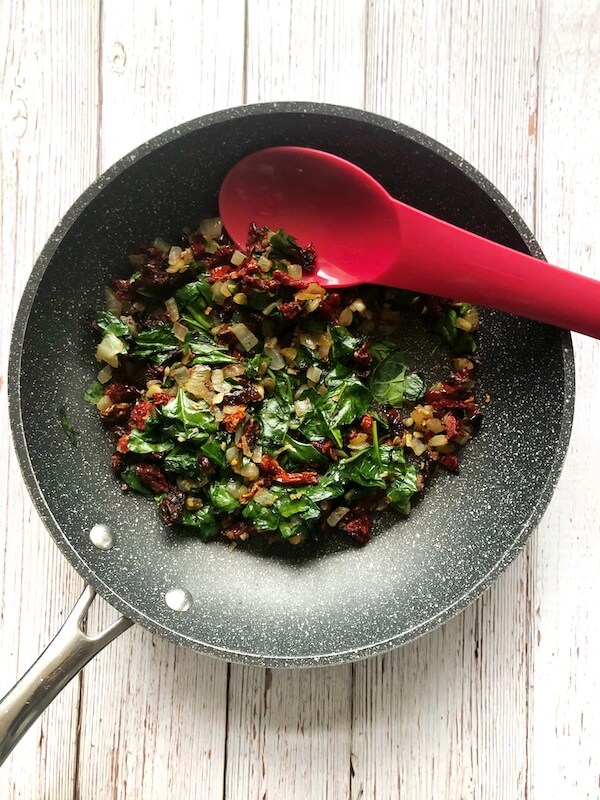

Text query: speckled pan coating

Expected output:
[8,103,574,667]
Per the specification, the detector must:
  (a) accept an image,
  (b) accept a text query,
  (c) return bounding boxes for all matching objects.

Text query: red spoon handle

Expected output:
[388,201,600,338]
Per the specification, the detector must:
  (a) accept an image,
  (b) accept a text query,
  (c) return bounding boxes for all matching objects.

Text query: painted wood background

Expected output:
[1,1,598,797]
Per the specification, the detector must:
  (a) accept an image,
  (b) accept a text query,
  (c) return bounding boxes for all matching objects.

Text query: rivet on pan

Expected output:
[165,587,193,612]
[89,523,115,551]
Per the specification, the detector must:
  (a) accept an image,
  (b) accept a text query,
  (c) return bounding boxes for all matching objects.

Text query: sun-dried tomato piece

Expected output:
[136,463,170,494]
[189,233,205,260]
[207,245,236,270]
[439,454,459,473]
[223,385,262,405]
[338,507,373,545]
[246,223,269,251]
[299,242,316,273]
[425,394,475,413]
[242,275,279,292]
[128,400,154,430]
[106,382,139,404]
[222,405,247,432]
[223,520,257,541]
[112,278,138,303]
[160,489,186,526]
[442,414,462,440]
[353,341,372,370]
[132,244,165,265]
[239,479,265,505]
[311,439,338,461]
[319,292,342,322]
[360,413,374,436]
[260,454,318,486]
[279,301,302,319]
[110,452,125,475]
[116,433,130,453]
[197,455,214,475]
[151,392,173,406]
[144,364,165,384]
[272,270,309,289]
[380,406,404,437]
[208,264,233,282]
[101,402,132,427]
[136,264,188,292]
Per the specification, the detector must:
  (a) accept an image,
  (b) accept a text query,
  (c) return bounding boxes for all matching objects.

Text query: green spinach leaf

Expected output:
[130,324,179,364]
[83,380,105,404]
[95,311,131,338]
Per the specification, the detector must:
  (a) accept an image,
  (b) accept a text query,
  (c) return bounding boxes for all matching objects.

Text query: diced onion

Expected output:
[168,246,183,266]
[199,217,223,240]
[231,323,259,352]
[428,434,449,448]
[233,292,248,305]
[306,365,322,383]
[226,446,239,465]
[230,250,246,267]
[95,332,126,368]
[294,398,312,417]
[223,363,246,379]
[97,364,113,384]
[262,302,277,316]
[251,444,263,464]
[104,287,123,317]
[226,478,243,497]
[239,461,259,481]
[254,488,277,507]
[288,264,303,280]
[326,506,349,527]
[165,297,180,322]
[96,394,112,412]
[258,255,272,272]
[264,346,285,370]
[211,281,227,305]
[172,320,189,341]
[170,363,190,386]
[338,307,354,327]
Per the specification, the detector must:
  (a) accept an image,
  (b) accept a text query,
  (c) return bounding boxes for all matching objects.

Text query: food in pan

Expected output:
[87,219,482,546]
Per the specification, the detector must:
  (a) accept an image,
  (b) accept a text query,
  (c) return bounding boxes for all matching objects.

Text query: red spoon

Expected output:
[219,146,600,338]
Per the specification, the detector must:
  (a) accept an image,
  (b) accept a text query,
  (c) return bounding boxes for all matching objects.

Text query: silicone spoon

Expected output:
[219,146,600,338]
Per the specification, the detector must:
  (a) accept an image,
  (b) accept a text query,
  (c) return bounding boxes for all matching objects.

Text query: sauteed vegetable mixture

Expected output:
[87,219,482,546]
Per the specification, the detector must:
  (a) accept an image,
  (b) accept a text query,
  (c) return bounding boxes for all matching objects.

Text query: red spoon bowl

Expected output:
[220,145,600,339]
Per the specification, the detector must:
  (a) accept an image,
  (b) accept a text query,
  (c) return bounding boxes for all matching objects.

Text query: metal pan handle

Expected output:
[0,585,132,766]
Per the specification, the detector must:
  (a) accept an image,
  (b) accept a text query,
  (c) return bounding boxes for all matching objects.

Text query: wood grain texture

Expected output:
[74,2,246,798]
[0,1,100,798]
[226,3,366,797]
[353,4,541,796]
[0,0,599,798]
[530,2,600,798]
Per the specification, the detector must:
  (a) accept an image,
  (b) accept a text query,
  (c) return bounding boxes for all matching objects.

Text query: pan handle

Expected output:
[0,585,133,766]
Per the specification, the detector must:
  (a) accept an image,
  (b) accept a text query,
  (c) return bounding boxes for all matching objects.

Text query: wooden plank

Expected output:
[74,2,246,798]
[226,666,353,800]
[244,0,367,104]
[0,0,100,797]
[225,2,367,798]
[99,0,248,169]
[352,2,542,797]
[529,2,600,797]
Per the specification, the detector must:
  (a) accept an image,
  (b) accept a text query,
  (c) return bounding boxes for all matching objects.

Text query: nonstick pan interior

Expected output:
[9,103,574,666]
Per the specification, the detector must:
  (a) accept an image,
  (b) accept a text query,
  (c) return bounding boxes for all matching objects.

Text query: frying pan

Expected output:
[0,103,574,764]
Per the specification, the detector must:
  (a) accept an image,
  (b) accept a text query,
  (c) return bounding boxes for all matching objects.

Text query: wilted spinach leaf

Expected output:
[130,324,179,364]
[95,311,131,338]
[83,380,105,404]
[58,406,79,447]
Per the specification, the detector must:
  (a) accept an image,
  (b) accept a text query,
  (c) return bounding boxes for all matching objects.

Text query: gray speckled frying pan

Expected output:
[0,103,574,763]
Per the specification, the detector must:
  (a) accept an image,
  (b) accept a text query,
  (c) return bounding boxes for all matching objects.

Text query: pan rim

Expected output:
[8,101,575,667]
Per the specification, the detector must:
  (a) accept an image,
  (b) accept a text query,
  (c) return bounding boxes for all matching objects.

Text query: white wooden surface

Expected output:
[1,1,599,797]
